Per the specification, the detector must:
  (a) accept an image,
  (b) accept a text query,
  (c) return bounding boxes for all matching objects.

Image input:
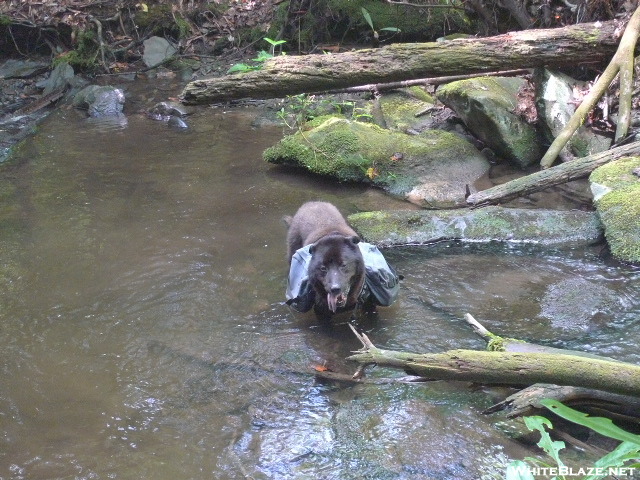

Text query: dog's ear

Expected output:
[309,243,316,254]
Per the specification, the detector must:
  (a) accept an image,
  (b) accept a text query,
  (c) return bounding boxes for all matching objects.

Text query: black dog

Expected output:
[285,202,365,315]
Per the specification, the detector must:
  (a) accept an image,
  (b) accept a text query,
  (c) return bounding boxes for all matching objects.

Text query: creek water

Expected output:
[0,80,639,480]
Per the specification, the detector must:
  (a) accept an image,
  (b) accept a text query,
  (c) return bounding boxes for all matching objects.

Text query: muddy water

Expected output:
[0,92,639,479]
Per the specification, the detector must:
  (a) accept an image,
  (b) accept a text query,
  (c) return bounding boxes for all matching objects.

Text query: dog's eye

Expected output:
[320,265,327,273]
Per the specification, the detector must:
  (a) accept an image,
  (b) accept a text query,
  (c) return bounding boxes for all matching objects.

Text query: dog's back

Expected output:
[285,201,358,263]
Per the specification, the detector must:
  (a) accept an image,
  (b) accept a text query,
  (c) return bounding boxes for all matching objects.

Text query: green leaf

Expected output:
[541,399,640,445]
[523,416,566,469]
[264,37,287,47]
[227,63,255,73]
[361,7,374,30]
[252,50,273,62]
[380,27,401,32]
[584,442,640,480]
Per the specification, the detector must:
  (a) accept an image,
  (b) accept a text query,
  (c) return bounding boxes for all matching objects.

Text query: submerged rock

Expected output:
[436,77,541,168]
[535,69,611,160]
[73,85,125,117]
[590,156,640,263]
[348,206,603,247]
[168,115,188,128]
[541,277,621,331]
[264,117,489,207]
[149,101,190,120]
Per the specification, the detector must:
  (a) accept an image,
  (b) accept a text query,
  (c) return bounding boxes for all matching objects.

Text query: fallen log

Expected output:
[181,20,623,104]
[465,140,640,206]
[346,325,640,397]
[464,314,640,421]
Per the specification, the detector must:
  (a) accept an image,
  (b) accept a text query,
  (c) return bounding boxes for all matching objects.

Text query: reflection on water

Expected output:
[0,100,639,479]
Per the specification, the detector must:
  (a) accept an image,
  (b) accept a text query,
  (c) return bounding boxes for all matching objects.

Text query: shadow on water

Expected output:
[0,93,639,479]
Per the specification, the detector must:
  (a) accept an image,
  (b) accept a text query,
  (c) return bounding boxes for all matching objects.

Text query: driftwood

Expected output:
[181,20,624,104]
[485,383,640,424]
[346,325,640,397]
[539,6,640,167]
[465,140,640,206]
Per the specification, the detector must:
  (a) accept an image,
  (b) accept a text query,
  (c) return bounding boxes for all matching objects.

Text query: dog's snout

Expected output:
[330,285,341,294]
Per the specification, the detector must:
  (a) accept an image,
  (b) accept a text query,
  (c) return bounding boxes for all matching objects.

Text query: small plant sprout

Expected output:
[227,38,287,74]
[263,37,287,56]
[361,7,401,44]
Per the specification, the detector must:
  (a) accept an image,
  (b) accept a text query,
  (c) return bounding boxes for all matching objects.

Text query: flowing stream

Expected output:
[1,80,639,479]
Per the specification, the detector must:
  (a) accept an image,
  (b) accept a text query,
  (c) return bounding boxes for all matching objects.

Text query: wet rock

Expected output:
[541,277,621,331]
[149,101,190,120]
[143,36,177,68]
[329,392,531,479]
[348,206,603,247]
[535,69,611,160]
[0,59,49,79]
[168,115,188,128]
[73,85,125,117]
[436,77,541,168]
[589,156,640,263]
[263,117,490,207]
[36,62,75,96]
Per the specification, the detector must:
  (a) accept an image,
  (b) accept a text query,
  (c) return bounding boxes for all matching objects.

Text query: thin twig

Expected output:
[320,69,530,95]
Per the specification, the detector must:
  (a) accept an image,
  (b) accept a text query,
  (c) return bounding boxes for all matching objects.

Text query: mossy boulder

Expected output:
[264,117,489,207]
[535,69,611,159]
[589,156,640,263]
[348,207,603,247]
[436,77,541,168]
[369,87,435,131]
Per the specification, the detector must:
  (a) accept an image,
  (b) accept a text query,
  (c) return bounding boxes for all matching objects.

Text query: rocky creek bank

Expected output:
[263,71,640,264]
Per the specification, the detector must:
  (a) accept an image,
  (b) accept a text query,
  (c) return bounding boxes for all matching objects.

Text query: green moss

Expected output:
[135,4,197,40]
[263,137,312,165]
[438,77,521,108]
[468,210,512,236]
[406,86,434,103]
[568,135,590,158]
[590,156,640,189]
[486,336,505,352]
[349,210,412,243]
[174,17,191,39]
[264,117,486,200]
[303,114,345,130]
[135,4,173,29]
[596,184,640,263]
[377,93,428,130]
[55,29,100,71]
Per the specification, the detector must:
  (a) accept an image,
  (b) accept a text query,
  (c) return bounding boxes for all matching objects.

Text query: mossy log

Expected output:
[347,326,640,397]
[465,141,640,206]
[181,20,623,104]
[464,314,640,420]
